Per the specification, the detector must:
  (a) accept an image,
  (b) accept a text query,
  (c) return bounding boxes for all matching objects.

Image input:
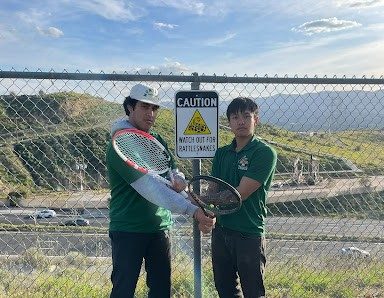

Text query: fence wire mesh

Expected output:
[0,70,383,297]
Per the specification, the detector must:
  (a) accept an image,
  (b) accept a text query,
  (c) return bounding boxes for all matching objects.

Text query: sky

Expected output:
[0,0,384,77]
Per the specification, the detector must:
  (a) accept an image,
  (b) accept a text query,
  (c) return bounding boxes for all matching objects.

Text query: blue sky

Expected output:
[1,0,383,77]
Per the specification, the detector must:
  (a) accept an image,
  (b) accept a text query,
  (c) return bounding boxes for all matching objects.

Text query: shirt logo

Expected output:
[238,155,249,170]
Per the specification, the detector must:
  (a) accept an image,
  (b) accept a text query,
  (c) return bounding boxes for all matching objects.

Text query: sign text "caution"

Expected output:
[176,97,218,108]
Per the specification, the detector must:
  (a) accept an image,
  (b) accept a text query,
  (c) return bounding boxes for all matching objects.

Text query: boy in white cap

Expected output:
[106,83,215,298]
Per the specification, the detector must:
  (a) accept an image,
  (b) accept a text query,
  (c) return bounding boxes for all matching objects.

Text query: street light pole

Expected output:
[75,158,87,191]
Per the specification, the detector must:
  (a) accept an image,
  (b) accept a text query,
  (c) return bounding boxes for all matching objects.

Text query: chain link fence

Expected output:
[0,70,383,297]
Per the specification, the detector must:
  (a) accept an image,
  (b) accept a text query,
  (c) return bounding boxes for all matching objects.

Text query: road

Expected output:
[0,231,383,261]
[0,207,109,227]
[2,208,384,240]
[0,208,383,260]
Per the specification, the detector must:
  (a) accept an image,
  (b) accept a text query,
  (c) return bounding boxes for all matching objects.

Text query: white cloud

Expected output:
[306,40,384,76]
[292,17,361,35]
[132,58,190,74]
[350,0,384,7]
[335,0,384,8]
[75,0,141,21]
[37,26,64,38]
[15,9,64,39]
[0,25,17,42]
[153,22,178,30]
[192,31,384,77]
[205,32,237,46]
[16,10,49,26]
[365,22,384,31]
[148,0,205,15]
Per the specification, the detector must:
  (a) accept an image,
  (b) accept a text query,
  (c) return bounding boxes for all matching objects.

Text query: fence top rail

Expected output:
[0,71,384,85]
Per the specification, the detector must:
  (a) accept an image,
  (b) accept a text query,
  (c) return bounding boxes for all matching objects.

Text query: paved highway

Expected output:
[0,207,109,227]
[0,231,383,261]
[0,207,383,260]
[2,208,384,240]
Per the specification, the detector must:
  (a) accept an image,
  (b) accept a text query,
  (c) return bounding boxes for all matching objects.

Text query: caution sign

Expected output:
[184,110,211,135]
[175,90,218,158]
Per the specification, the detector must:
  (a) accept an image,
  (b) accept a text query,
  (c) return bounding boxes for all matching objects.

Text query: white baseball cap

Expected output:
[129,83,164,107]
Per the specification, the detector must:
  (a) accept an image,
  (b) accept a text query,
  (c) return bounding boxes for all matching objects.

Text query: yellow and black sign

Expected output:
[184,110,211,135]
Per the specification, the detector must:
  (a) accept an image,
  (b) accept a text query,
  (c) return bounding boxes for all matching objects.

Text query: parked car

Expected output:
[341,246,370,257]
[63,218,90,226]
[24,214,37,219]
[33,209,57,219]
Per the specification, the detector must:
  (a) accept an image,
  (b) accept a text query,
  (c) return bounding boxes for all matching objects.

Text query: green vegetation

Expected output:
[0,248,110,298]
[0,223,106,234]
[266,257,384,298]
[0,248,382,298]
[0,91,120,197]
[256,126,384,175]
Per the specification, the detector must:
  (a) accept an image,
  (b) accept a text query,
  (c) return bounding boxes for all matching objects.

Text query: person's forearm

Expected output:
[131,174,198,216]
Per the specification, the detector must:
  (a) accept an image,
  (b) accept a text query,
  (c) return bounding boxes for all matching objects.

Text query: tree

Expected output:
[8,191,25,207]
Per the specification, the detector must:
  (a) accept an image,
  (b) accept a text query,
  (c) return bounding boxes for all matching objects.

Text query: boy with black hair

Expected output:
[210,97,277,298]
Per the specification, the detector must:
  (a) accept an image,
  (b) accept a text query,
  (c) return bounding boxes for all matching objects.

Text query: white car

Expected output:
[341,246,370,257]
[33,209,57,219]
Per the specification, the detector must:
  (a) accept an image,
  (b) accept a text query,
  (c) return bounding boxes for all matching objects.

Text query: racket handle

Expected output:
[189,193,212,218]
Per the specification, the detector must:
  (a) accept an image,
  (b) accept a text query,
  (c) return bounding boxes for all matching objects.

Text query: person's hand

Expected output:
[171,174,187,193]
[193,208,216,233]
[198,222,214,234]
[169,170,188,193]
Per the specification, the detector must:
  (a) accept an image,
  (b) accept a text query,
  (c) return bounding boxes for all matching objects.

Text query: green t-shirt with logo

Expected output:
[107,131,174,233]
[211,135,277,235]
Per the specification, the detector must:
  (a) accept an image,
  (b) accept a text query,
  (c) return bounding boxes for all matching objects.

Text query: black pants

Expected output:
[211,226,266,298]
[109,230,171,298]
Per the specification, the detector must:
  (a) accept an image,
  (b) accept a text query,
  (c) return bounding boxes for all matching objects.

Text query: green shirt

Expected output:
[212,135,277,235]
[107,131,174,233]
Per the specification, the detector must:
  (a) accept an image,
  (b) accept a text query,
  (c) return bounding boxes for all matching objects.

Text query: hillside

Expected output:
[0,91,122,139]
[0,91,383,198]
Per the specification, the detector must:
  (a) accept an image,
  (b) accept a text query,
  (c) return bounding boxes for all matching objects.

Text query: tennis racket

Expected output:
[112,128,177,186]
[112,129,241,216]
[188,175,242,215]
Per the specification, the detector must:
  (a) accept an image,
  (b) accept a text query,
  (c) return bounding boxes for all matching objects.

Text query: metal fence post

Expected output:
[191,72,203,298]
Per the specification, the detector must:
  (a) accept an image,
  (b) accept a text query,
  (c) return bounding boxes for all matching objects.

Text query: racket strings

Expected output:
[190,178,241,213]
[115,133,170,173]
[201,190,239,205]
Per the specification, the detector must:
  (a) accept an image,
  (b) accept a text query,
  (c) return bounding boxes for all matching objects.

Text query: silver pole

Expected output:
[191,73,203,298]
